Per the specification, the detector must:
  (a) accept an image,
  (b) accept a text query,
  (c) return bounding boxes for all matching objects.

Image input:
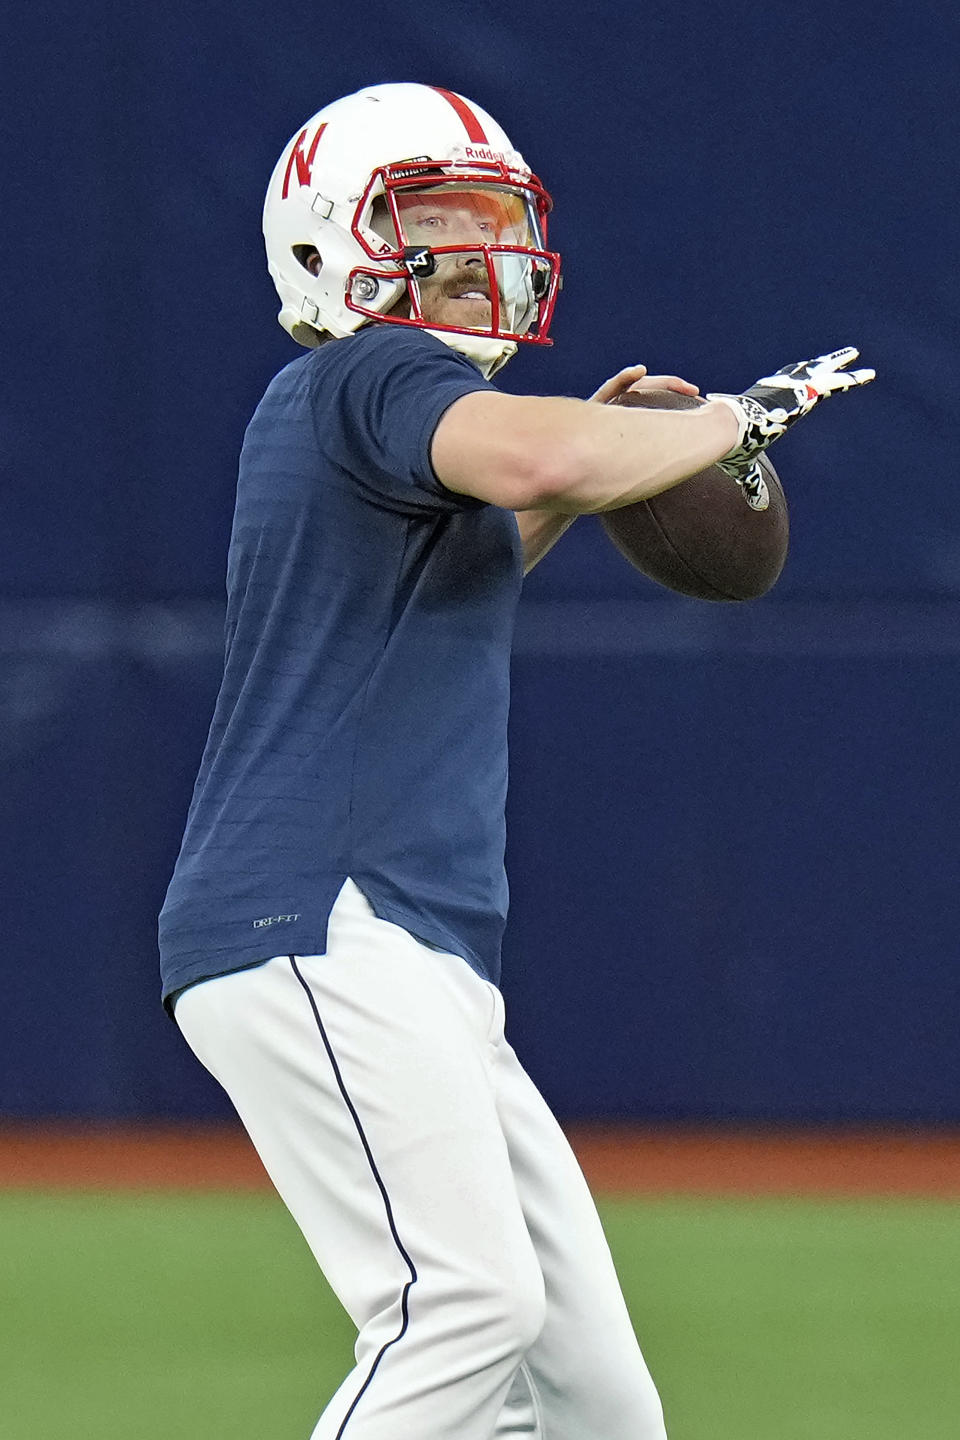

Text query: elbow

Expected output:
[504,435,586,512]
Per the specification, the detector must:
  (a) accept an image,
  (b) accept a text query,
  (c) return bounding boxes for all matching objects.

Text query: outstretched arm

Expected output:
[434,347,873,520]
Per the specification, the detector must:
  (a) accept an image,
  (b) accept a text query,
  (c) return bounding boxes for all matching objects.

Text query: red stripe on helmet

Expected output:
[305,122,327,172]
[430,87,489,144]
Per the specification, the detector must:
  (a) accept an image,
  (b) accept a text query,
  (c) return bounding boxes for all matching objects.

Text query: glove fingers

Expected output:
[767,347,862,388]
[812,346,860,370]
[817,367,876,395]
[772,348,859,383]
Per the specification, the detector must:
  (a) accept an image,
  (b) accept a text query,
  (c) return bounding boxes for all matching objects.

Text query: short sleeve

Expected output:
[309,326,496,515]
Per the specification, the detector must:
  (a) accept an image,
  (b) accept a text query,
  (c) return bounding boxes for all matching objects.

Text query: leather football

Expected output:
[600,388,789,601]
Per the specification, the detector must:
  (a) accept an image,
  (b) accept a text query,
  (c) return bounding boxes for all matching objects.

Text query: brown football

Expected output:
[600,389,789,601]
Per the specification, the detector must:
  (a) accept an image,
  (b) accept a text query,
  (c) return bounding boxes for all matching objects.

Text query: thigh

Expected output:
[493,1039,667,1440]
[175,882,543,1332]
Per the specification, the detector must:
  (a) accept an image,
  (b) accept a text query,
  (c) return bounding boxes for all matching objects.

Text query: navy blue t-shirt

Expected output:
[159,325,522,1007]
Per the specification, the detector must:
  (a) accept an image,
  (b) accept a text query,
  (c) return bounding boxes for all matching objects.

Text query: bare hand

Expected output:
[588,365,700,405]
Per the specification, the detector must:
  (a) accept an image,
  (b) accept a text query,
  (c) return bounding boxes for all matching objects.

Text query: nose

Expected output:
[448,215,493,252]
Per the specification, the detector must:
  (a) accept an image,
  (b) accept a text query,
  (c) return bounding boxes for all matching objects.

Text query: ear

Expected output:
[293,244,322,276]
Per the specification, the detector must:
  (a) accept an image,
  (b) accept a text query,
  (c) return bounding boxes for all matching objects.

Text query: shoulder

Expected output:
[255,350,316,412]
[258,329,493,420]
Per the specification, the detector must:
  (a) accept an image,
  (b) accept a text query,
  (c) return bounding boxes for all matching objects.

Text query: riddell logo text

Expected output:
[463,145,508,164]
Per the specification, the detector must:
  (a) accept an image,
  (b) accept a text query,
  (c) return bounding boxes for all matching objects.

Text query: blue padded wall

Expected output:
[3,0,958,1120]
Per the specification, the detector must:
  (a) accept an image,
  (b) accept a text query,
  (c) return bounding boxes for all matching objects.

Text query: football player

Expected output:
[160,82,873,1440]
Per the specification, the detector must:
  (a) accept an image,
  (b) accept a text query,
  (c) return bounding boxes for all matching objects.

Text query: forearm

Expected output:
[514,509,577,574]
[435,389,740,513]
[532,396,742,514]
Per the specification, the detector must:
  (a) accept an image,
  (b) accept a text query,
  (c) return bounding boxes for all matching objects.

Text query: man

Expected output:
[159,83,872,1440]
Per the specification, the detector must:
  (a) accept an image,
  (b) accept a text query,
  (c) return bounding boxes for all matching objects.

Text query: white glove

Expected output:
[707,347,876,511]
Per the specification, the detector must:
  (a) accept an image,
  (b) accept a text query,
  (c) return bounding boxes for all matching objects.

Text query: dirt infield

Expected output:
[2,1123,960,1196]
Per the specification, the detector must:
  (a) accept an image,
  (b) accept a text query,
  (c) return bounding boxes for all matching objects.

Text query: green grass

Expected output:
[1,1190,958,1439]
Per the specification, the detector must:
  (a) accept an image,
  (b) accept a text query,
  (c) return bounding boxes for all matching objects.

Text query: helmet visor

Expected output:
[354,170,560,346]
[370,184,540,250]
[394,185,538,249]
[367,184,549,337]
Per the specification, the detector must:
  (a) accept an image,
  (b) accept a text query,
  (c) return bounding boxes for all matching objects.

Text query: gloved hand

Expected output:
[707,348,875,511]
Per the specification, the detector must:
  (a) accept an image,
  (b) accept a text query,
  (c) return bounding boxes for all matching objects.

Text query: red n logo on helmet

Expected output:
[281,124,328,200]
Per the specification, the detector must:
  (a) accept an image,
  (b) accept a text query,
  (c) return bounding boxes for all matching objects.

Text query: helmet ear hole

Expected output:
[293,244,322,276]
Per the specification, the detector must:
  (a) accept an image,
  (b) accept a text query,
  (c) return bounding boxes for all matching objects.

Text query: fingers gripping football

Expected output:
[707,347,875,509]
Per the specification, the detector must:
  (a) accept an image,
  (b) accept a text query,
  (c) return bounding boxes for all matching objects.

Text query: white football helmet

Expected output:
[262,83,561,378]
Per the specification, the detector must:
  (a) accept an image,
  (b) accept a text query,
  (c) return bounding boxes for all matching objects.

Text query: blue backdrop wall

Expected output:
[3,0,959,1121]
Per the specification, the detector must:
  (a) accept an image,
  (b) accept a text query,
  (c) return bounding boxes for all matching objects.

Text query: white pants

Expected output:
[176,879,667,1440]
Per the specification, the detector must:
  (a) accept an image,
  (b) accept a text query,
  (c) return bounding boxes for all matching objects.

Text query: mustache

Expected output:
[437,265,502,302]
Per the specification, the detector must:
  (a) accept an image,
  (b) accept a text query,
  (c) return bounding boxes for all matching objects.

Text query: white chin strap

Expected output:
[427,328,518,379]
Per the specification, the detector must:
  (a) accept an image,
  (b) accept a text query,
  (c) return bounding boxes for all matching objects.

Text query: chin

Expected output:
[430,300,494,330]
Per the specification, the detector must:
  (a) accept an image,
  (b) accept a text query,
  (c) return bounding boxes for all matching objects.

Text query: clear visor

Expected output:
[371,183,541,251]
[367,184,550,337]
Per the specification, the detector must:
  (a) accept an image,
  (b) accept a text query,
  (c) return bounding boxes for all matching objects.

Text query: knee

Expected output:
[625,1379,666,1440]
[507,1269,547,1356]
[570,1361,667,1440]
[477,1264,547,1362]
